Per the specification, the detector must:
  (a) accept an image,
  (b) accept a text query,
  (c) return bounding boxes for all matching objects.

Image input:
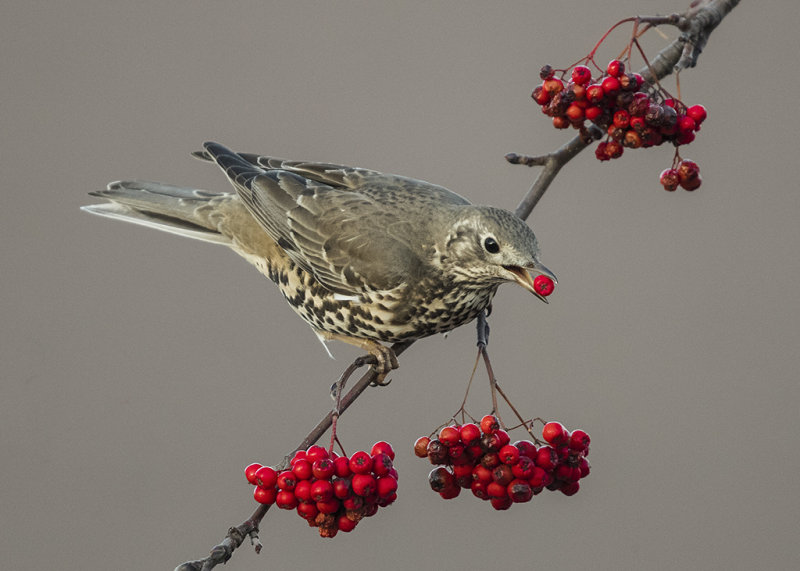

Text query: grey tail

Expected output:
[81,180,231,245]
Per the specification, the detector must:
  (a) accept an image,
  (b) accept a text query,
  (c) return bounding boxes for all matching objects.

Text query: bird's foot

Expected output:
[318,331,398,383]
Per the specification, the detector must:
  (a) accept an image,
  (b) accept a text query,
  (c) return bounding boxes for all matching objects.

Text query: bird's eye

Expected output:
[483,236,500,254]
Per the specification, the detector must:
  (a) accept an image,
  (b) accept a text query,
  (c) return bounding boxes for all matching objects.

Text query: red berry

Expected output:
[371,453,393,476]
[305,445,329,463]
[244,463,262,486]
[571,65,592,85]
[565,103,585,122]
[439,484,461,500]
[351,473,377,497]
[680,174,702,191]
[677,115,696,133]
[542,422,568,445]
[428,466,455,492]
[459,423,481,445]
[310,479,334,502]
[552,115,570,129]
[499,444,521,466]
[292,459,313,480]
[342,495,363,511]
[426,439,449,464]
[472,464,493,484]
[606,59,625,77]
[560,481,580,496]
[413,436,431,458]
[276,470,297,491]
[377,475,398,499]
[600,76,621,96]
[349,450,373,474]
[579,457,591,479]
[569,429,591,452]
[613,109,630,129]
[533,274,555,297]
[290,450,307,465]
[556,464,581,483]
[311,458,335,480]
[535,445,557,471]
[487,481,509,498]
[623,130,642,149]
[490,495,513,511]
[275,489,298,509]
[677,159,700,182]
[316,498,341,514]
[332,477,351,499]
[333,455,352,478]
[508,479,533,503]
[586,84,604,103]
[532,85,550,105]
[512,455,536,479]
[480,452,501,469]
[595,141,610,161]
[480,415,500,435]
[605,140,623,159]
[294,479,313,502]
[471,480,490,500]
[253,485,277,505]
[254,466,278,489]
[675,130,696,145]
[337,514,357,532]
[585,105,603,121]
[542,77,564,94]
[439,425,461,446]
[296,501,319,521]
[371,441,395,460]
[529,466,552,489]
[452,462,473,479]
[492,464,514,486]
[686,104,707,125]
[514,440,537,459]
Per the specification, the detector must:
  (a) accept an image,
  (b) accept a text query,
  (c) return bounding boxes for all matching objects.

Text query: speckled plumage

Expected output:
[83,142,554,371]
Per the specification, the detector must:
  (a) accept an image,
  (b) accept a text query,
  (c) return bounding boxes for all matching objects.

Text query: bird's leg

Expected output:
[319,332,398,383]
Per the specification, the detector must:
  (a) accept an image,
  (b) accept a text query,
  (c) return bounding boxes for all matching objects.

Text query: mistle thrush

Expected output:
[82,142,555,373]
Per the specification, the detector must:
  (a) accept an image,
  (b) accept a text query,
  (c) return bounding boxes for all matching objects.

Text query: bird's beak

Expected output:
[504,263,557,303]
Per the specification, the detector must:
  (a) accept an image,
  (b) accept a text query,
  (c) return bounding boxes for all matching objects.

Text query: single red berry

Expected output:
[675,130,696,145]
[275,489,298,510]
[542,77,564,95]
[311,458,335,480]
[413,436,431,458]
[296,500,319,521]
[552,115,570,129]
[472,464,493,484]
[349,450,373,475]
[606,59,625,77]
[370,441,395,460]
[310,479,334,502]
[290,450,307,465]
[492,464,514,486]
[480,452,501,469]
[332,477,352,499]
[426,439,449,464]
[448,443,467,462]
[542,422,568,445]
[595,141,610,161]
[490,495,513,511]
[586,84,605,103]
[529,466,552,489]
[514,440,537,459]
[332,455,352,478]
[487,481,509,498]
[376,475,398,499]
[351,473,377,497]
[371,453,393,476]
[539,64,555,80]
[585,105,603,121]
[343,495,363,511]
[628,92,651,116]
[453,462,474,479]
[623,130,642,149]
[560,481,581,496]
[276,470,297,491]
[499,444,521,466]
[533,274,555,297]
[316,497,341,514]
[428,466,455,492]
[337,514,357,532]
[601,76,621,96]
[480,415,500,435]
[569,429,591,452]
[680,174,702,191]
[439,425,461,446]
[377,491,397,507]
[565,103,585,122]
[605,140,623,158]
[471,479,490,500]
[532,85,550,105]
[244,463,262,486]
[556,464,582,483]
[294,479,313,502]
[305,445,329,463]
[459,423,481,445]
[535,445,557,471]
[292,459,313,481]
[253,485,277,505]
[569,83,587,101]
[686,104,707,125]
[677,115,696,133]
[439,483,461,500]
[677,159,700,182]
[254,466,278,489]
[508,479,533,503]
[613,109,631,129]
[512,455,536,479]
[571,65,592,85]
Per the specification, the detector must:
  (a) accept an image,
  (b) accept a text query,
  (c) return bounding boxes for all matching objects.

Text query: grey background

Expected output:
[3,1,798,570]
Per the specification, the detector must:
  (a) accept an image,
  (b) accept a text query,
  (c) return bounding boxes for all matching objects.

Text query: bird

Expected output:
[82,142,555,375]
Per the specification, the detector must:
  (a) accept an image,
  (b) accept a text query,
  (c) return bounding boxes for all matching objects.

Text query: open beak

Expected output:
[504,263,557,303]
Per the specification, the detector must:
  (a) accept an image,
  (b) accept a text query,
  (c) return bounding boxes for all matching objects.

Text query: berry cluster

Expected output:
[660,158,701,191]
[533,61,707,190]
[245,442,398,537]
[414,416,590,510]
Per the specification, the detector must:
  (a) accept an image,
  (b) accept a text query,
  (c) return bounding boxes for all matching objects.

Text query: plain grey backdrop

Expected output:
[3,1,798,570]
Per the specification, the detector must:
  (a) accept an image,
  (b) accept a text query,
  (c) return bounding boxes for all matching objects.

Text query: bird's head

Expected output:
[442,206,556,302]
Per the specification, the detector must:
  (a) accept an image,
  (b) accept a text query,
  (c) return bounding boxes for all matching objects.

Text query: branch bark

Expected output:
[175,1,739,568]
